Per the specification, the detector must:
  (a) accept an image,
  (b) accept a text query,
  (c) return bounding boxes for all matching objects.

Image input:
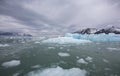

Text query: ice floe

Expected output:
[48,47,55,49]
[1,60,21,68]
[42,37,92,44]
[27,66,87,76]
[58,52,70,57]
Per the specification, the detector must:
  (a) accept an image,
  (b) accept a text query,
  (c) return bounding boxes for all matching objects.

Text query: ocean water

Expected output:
[0,36,120,76]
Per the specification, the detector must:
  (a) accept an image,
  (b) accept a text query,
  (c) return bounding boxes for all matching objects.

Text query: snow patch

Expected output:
[42,37,92,44]
[1,60,21,68]
[103,59,109,63]
[27,66,87,76]
[58,52,70,57]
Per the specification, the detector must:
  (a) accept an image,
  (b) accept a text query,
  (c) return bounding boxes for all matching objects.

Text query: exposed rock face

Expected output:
[74,26,120,34]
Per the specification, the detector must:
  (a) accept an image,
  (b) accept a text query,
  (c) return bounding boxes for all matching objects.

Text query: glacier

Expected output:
[42,33,120,44]
[65,33,120,42]
[42,37,92,44]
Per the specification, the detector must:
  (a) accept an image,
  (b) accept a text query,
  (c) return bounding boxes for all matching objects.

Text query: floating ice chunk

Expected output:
[85,56,93,62]
[34,41,41,44]
[58,52,70,57]
[103,59,109,63]
[31,65,41,69]
[76,56,79,59]
[42,37,92,44]
[107,47,120,51]
[104,68,111,71]
[0,44,9,47]
[13,72,20,76]
[27,66,87,76]
[1,60,21,68]
[77,58,88,64]
[48,47,55,49]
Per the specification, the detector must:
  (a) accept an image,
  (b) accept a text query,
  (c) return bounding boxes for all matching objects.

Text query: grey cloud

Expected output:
[0,0,120,35]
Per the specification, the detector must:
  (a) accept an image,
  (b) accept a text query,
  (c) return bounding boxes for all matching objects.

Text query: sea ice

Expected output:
[58,52,70,57]
[1,60,21,68]
[27,66,87,76]
[42,37,92,44]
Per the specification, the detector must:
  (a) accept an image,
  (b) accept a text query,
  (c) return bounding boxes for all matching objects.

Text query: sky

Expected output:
[0,0,120,35]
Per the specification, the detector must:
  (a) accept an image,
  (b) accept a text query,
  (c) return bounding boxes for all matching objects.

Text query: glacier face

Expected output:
[65,33,120,42]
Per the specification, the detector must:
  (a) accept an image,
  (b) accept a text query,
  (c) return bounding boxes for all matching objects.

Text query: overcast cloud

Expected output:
[0,0,120,35]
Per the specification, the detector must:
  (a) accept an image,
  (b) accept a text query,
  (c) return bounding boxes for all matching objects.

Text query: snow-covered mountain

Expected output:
[74,26,120,34]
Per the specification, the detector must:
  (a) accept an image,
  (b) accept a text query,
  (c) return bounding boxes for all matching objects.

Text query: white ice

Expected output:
[27,66,87,76]
[42,37,92,44]
[1,60,21,68]
[58,52,70,57]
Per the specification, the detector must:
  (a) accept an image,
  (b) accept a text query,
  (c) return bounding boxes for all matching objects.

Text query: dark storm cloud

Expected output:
[0,0,120,35]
